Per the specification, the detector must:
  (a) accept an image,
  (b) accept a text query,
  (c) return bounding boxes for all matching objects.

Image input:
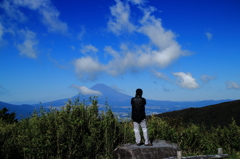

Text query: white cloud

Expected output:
[104,46,119,59]
[74,0,191,81]
[1,0,67,33]
[137,7,186,67]
[111,85,124,92]
[89,39,183,77]
[205,32,212,40]
[17,29,38,59]
[77,26,85,40]
[173,72,199,89]
[13,0,46,9]
[107,0,136,35]
[0,0,27,22]
[73,57,105,81]
[104,46,139,76]
[138,7,174,50]
[47,53,66,69]
[74,37,186,80]
[70,85,102,95]
[69,45,75,51]
[80,45,98,54]
[153,70,168,80]
[107,0,186,65]
[1,0,67,57]
[40,6,67,33]
[129,0,146,5]
[0,22,4,42]
[201,75,215,83]
[226,81,240,90]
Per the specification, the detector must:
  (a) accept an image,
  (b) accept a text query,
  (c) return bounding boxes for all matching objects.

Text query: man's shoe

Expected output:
[137,143,143,146]
[144,143,153,146]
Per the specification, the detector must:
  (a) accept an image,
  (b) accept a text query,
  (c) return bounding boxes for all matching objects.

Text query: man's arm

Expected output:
[143,98,146,105]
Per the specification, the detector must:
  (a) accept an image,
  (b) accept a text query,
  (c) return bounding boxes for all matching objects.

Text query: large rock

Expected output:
[113,140,181,159]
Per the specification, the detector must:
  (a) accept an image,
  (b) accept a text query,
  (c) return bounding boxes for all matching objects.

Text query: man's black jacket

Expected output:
[131,96,146,123]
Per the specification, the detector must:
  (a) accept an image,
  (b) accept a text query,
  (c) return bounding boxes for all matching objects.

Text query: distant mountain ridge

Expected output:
[0,83,234,119]
[30,83,133,108]
[32,83,232,108]
[90,83,132,101]
[0,101,35,119]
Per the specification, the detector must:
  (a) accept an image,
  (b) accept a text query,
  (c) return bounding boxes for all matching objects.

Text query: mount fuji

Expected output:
[1,83,232,119]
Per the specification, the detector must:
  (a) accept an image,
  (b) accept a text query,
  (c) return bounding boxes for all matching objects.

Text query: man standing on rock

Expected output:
[131,88,152,146]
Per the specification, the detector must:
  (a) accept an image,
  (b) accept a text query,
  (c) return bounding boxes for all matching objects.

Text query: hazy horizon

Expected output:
[2,83,237,105]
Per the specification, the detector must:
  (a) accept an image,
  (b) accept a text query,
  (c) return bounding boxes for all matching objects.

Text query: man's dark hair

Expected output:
[136,88,143,97]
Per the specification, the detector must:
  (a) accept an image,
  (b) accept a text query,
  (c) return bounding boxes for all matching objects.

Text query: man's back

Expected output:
[131,96,146,122]
[131,88,152,146]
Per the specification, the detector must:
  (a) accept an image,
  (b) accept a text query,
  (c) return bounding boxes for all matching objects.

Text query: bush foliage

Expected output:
[0,97,240,158]
[0,107,18,124]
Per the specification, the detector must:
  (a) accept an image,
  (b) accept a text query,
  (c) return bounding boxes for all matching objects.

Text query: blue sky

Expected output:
[0,0,240,104]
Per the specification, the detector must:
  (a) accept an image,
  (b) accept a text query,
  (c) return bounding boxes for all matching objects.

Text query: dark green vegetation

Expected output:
[154,100,240,128]
[0,97,240,159]
[0,107,18,124]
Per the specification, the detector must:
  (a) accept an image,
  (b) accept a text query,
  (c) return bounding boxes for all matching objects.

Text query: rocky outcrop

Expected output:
[112,140,181,159]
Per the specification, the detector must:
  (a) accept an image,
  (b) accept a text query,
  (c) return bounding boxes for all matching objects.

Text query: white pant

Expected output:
[133,119,150,144]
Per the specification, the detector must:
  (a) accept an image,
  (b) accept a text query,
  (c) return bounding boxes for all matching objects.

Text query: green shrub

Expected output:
[0,107,18,123]
[0,97,240,158]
